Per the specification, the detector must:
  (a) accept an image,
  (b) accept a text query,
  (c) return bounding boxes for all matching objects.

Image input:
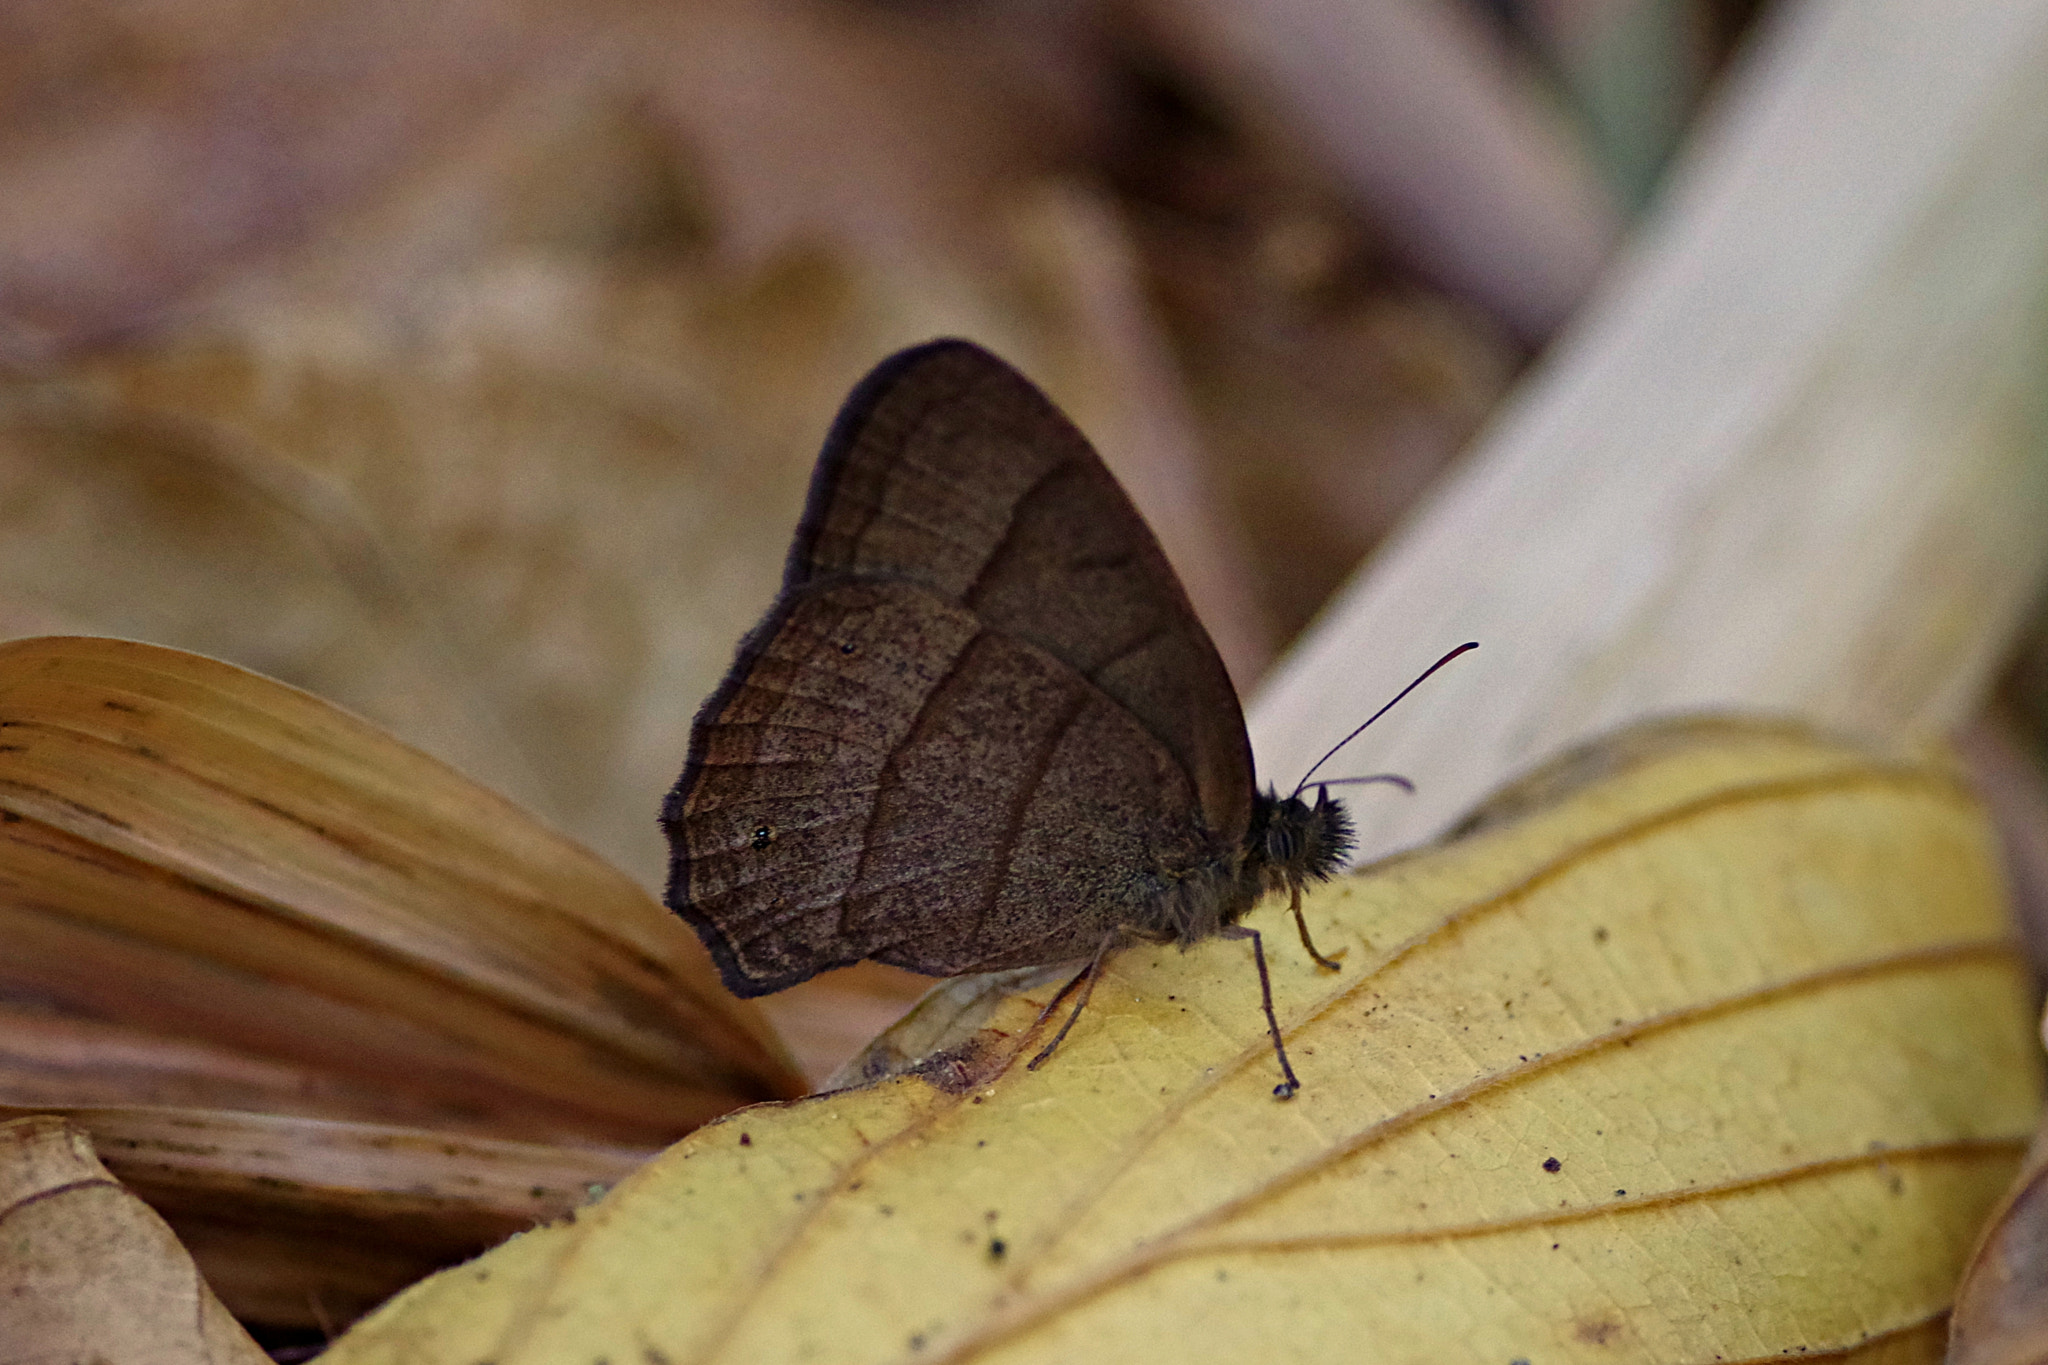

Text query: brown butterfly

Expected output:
[663,339,1467,1097]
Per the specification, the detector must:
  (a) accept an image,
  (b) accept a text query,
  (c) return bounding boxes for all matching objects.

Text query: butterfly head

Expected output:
[1249,785,1355,896]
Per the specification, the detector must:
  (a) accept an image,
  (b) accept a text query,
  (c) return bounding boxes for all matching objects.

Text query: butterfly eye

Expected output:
[838,641,857,655]
[750,826,775,850]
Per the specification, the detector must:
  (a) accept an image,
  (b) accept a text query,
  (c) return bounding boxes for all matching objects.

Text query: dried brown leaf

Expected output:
[0,1114,267,1363]
[0,634,810,1329]
[1,1104,644,1332]
[0,635,801,1141]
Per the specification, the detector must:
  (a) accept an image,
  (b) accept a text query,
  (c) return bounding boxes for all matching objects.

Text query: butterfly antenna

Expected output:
[1290,643,1478,799]
[1310,773,1415,794]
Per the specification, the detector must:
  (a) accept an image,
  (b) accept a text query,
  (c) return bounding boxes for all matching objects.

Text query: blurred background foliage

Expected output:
[0,0,1766,882]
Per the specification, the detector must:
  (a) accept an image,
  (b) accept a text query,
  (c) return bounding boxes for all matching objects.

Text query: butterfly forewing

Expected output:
[790,341,1252,840]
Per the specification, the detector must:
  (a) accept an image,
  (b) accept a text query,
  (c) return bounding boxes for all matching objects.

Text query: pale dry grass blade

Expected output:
[1134,0,1621,340]
[1251,0,2048,844]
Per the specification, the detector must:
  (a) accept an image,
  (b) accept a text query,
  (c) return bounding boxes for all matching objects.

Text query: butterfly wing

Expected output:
[791,340,1254,833]
[664,341,1253,995]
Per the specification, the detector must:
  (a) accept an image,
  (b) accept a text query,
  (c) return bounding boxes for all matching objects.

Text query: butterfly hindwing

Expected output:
[667,579,1217,993]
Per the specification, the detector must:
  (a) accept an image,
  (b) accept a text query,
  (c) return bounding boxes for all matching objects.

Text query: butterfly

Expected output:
[662,339,1468,1096]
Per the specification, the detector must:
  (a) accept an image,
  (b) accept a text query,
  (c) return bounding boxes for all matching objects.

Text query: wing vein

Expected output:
[708,720,886,756]
[960,456,1075,611]
[970,685,1093,941]
[840,628,987,935]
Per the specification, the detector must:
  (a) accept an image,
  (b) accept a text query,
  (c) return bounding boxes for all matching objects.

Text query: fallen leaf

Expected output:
[0,635,800,1138]
[322,718,2040,1364]
[0,1113,267,1363]
[0,1104,645,1332]
[0,634,802,1329]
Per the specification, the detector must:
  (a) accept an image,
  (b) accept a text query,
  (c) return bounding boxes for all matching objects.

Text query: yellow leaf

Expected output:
[324,720,2041,1364]
[0,1114,268,1363]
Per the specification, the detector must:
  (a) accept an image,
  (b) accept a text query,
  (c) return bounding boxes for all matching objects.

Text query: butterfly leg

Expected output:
[1220,923,1303,1099]
[1289,882,1345,971]
[1026,929,1122,1071]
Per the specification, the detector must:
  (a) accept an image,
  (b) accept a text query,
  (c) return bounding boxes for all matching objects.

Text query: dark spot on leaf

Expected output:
[988,1238,1007,1260]
[1574,1316,1623,1345]
[1542,1157,1562,1173]
[739,1132,751,1146]
[1593,926,1609,943]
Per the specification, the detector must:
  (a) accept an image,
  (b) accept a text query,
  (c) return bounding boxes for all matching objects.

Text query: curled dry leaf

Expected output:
[323,719,2039,1364]
[0,1114,266,1364]
[0,635,804,1326]
[0,634,801,1139]
[0,1103,649,1332]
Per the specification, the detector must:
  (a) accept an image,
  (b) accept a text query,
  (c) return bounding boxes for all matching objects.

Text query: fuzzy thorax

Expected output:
[1135,788,1356,949]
